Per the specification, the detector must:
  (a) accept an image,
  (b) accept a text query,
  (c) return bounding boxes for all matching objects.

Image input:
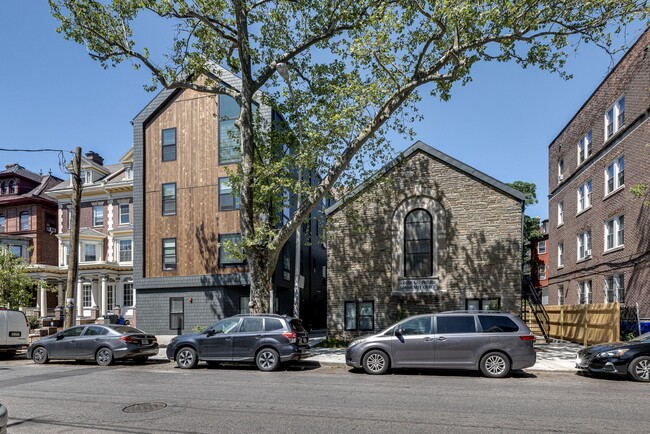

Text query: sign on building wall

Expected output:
[398,278,438,293]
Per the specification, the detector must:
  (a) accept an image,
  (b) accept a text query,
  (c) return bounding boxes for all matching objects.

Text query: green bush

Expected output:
[26,315,40,330]
[313,337,350,348]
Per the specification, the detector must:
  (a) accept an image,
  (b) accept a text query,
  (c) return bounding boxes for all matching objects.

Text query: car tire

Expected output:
[96,347,114,366]
[133,357,149,365]
[176,347,198,369]
[362,349,390,375]
[256,348,280,372]
[628,356,650,382]
[32,346,49,364]
[480,352,511,378]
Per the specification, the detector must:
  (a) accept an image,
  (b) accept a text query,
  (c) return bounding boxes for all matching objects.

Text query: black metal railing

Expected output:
[521,276,550,341]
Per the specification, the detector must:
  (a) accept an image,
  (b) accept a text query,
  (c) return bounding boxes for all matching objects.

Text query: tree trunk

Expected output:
[247,247,273,314]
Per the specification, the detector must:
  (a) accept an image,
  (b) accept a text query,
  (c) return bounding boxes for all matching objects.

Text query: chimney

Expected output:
[5,163,23,171]
[85,151,104,166]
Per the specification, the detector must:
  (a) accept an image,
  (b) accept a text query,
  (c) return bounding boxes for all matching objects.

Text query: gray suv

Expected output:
[166,314,311,371]
[346,311,536,377]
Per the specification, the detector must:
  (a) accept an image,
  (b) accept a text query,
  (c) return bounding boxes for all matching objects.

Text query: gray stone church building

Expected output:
[326,141,526,336]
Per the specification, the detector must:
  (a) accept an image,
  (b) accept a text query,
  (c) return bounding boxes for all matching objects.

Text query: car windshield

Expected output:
[630,331,650,342]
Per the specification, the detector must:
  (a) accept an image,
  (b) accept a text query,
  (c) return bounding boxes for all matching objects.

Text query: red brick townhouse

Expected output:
[547,29,650,318]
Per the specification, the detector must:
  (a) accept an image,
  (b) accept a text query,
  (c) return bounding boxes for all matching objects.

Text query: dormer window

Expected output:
[8,180,15,194]
[124,166,133,180]
[84,171,93,185]
[0,182,6,194]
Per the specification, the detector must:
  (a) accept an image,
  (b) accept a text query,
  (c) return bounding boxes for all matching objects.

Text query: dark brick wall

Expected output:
[548,30,650,317]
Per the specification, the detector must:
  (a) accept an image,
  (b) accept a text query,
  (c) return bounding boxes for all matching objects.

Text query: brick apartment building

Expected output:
[531,219,549,303]
[132,66,326,335]
[547,29,650,317]
[46,149,135,323]
[0,164,62,314]
[326,142,526,336]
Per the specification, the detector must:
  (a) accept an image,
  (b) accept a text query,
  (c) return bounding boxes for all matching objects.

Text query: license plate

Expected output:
[141,340,149,345]
[9,331,21,337]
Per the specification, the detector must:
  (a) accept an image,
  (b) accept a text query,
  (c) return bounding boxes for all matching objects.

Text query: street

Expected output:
[1,359,648,433]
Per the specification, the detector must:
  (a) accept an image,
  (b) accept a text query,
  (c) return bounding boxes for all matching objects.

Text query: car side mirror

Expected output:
[206,329,216,337]
[395,328,404,336]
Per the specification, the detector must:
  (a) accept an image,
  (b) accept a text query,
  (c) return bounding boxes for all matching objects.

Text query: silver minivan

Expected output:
[346,311,536,377]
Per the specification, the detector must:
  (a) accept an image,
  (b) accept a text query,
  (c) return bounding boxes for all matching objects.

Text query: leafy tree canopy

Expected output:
[0,249,38,310]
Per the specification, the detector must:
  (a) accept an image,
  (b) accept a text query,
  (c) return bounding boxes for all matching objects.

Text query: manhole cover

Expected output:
[123,402,167,414]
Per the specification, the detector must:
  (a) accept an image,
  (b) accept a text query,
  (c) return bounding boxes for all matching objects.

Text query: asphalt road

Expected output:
[1,358,648,434]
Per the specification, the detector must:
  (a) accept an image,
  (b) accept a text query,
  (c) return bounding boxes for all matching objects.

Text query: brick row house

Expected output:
[46,149,136,323]
[132,67,326,335]
[547,29,650,317]
[0,164,62,314]
[326,142,526,336]
[531,219,550,303]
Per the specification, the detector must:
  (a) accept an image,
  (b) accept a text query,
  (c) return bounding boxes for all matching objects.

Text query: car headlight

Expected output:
[598,348,629,358]
[348,339,367,348]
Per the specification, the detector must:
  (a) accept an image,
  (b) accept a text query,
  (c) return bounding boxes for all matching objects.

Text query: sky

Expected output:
[0,3,647,220]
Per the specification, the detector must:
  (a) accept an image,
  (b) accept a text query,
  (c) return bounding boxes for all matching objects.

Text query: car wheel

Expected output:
[176,347,198,369]
[256,348,280,372]
[480,352,511,378]
[32,346,49,364]
[362,349,389,375]
[96,347,114,366]
[628,356,650,382]
[133,357,149,365]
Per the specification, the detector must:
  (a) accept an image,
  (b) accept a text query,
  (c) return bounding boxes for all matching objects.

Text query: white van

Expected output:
[0,308,30,358]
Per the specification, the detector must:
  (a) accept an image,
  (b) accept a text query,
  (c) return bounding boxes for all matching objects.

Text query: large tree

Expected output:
[0,249,38,310]
[50,0,648,313]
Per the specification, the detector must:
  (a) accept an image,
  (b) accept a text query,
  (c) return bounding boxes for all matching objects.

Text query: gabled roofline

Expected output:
[325,141,526,216]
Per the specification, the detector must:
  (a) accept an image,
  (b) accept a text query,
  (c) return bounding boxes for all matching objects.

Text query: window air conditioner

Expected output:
[586,249,592,257]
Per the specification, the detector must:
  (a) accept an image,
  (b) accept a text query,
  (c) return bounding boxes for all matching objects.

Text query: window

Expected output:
[9,245,23,258]
[466,298,501,311]
[605,156,624,195]
[436,315,476,334]
[282,245,291,281]
[107,285,115,310]
[240,317,264,333]
[83,243,98,262]
[577,130,592,165]
[0,182,6,194]
[123,283,134,306]
[20,211,29,230]
[557,201,564,226]
[577,230,592,260]
[344,301,374,331]
[558,243,564,267]
[123,166,133,180]
[578,280,592,304]
[83,283,92,308]
[84,171,93,185]
[218,94,241,164]
[538,263,547,281]
[537,240,546,254]
[219,233,244,266]
[605,215,624,250]
[93,205,104,227]
[557,159,564,182]
[84,325,108,336]
[162,128,177,162]
[605,96,624,139]
[605,274,625,303]
[119,204,130,225]
[118,239,133,262]
[404,209,432,278]
[577,180,592,213]
[169,297,184,330]
[162,238,177,270]
[61,242,70,266]
[478,316,519,333]
[558,285,565,305]
[218,177,239,211]
[60,326,85,338]
[264,318,284,332]
[162,183,176,216]
[397,316,432,335]
[0,215,5,232]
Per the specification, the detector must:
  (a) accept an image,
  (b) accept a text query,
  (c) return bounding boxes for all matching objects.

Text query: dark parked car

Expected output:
[575,331,650,382]
[166,314,311,371]
[346,311,536,377]
[27,325,158,366]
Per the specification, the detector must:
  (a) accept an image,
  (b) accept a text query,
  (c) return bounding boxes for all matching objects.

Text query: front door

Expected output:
[232,317,264,361]
[433,315,484,369]
[390,316,435,368]
[200,317,241,360]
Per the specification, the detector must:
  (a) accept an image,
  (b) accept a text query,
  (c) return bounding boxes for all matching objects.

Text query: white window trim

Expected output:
[605,95,625,140]
[577,131,592,166]
[576,180,592,214]
[604,156,624,197]
[557,201,564,226]
[93,205,104,227]
[557,243,564,268]
[81,241,102,263]
[578,280,592,305]
[537,240,547,255]
[119,204,130,225]
[604,215,624,252]
[557,286,565,306]
[577,230,592,261]
[116,238,133,264]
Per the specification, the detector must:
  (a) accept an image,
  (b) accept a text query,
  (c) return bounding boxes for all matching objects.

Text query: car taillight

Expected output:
[519,335,536,341]
[119,336,135,343]
[152,336,158,342]
[282,331,297,341]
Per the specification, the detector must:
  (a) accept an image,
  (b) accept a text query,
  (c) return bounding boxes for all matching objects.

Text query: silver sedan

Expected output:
[27,324,158,366]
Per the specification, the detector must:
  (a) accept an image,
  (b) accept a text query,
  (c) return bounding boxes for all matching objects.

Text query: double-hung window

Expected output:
[578,280,592,304]
[605,96,625,139]
[557,159,564,183]
[577,130,592,165]
[93,205,104,227]
[537,240,546,255]
[605,215,624,251]
[119,204,130,225]
[557,243,564,268]
[605,274,625,303]
[605,156,624,195]
[558,285,565,305]
[218,95,241,164]
[162,128,177,162]
[344,301,374,331]
[577,230,592,260]
[219,233,245,266]
[162,238,177,270]
[20,211,29,230]
[538,263,547,281]
[118,239,133,263]
[577,180,592,213]
[557,201,564,226]
[218,177,239,211]
[83,243,98,262]
[162,183,176,216]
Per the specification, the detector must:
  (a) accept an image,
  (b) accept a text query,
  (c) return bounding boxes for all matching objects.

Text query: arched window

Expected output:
[404,209,432,277]
[8,180,15,193]
[0,182,6,194]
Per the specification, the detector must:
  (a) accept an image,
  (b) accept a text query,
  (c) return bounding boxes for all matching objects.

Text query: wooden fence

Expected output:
[525,303,620,345]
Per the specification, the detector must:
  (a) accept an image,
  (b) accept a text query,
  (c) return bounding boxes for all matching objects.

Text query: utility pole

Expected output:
[64,147,82,328]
